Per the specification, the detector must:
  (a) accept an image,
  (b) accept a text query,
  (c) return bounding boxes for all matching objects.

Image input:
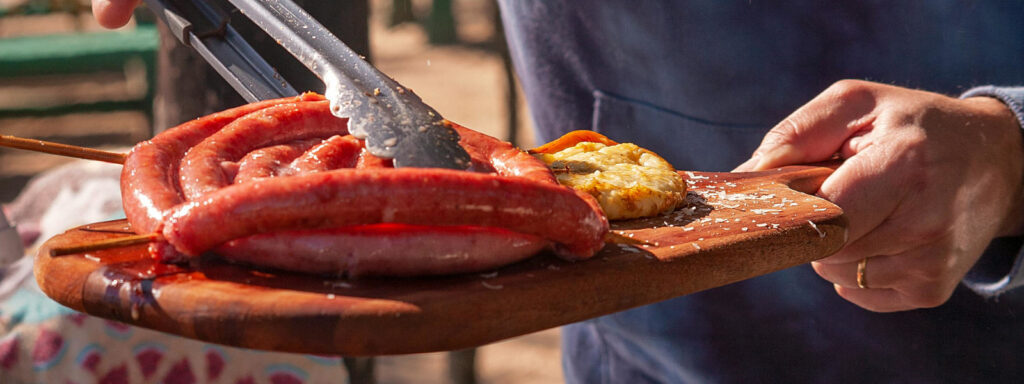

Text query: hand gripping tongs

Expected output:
[140,0,471,169]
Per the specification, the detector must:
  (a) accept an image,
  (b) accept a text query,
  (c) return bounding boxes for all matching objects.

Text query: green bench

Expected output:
[0,24,158,119]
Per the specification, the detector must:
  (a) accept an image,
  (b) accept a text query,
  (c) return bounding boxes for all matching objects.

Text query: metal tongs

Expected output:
[141,0,471,169]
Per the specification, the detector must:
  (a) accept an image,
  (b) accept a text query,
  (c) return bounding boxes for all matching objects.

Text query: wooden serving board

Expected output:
[35,166,845,356]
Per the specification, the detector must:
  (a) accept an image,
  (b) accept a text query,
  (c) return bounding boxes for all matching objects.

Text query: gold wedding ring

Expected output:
[856,258,869,289]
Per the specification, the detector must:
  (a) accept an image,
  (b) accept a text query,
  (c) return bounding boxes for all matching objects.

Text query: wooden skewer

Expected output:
[0,134,126,164]
[51,233,161,256]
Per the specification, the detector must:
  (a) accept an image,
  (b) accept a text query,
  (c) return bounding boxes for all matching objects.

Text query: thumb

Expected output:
[93,0,141,29]
[735,81,877,172]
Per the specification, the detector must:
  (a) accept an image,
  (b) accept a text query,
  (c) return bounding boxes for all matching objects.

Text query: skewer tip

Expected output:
[50,233,161,257]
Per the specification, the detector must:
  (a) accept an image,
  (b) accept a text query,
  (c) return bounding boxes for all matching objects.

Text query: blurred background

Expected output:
[0,0,556,383]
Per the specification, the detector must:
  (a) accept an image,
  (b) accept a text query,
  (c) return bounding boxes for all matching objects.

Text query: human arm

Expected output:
[91,0,141,29]
[734,79,1024,312]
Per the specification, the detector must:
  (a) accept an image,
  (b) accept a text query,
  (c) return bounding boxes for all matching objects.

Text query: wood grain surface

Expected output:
[34,165,845,356]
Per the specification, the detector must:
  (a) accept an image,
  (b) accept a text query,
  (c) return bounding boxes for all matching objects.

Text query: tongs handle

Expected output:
[141,0,298,102]
[225,0,381,104]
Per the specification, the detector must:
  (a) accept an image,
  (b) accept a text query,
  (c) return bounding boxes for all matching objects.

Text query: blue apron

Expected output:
[498,1,1024,382]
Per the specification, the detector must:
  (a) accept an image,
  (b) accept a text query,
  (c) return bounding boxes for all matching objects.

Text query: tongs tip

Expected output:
[364,116,471,170]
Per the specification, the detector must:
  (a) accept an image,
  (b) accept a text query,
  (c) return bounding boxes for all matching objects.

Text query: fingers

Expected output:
[816,142,904,246]
[832,285,909,313]
[815,259,932,313]
[92,0,141,29]
[733,80,879,172]
[812,242,962,312]
[816,256,915,312]
[812,255,904,289]
[819,201,939,266]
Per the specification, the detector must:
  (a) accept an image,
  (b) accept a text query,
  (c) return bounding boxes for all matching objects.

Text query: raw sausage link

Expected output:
[355,150,393,169]
[215,224,546,277]
[162,169,607,259]
[121,93,325,234]
[178,100,348,200]
[288,135,363,175]
[234,139,320,183]
[452,124,553,181]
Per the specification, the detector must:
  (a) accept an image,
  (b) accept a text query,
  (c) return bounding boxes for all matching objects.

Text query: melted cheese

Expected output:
[535,142,686,220]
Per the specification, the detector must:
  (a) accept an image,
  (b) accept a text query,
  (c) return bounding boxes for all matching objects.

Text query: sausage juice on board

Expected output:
[120,94,608,277]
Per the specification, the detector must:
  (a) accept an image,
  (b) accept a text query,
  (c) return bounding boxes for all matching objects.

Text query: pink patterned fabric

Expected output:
[0,290,350,383]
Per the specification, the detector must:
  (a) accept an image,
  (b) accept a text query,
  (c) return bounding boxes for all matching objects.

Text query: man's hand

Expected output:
[92,0,141,29]
[735,80,1024,312]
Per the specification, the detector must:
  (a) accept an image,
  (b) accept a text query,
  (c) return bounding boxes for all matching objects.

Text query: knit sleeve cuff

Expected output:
[960,86,1024,297]
[961,85,1024,130]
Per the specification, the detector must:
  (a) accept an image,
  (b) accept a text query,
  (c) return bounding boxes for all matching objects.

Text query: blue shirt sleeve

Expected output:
[960,86,1024,297]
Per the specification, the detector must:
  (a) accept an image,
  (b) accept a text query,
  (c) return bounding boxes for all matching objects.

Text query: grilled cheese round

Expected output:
[533,139,686,220]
